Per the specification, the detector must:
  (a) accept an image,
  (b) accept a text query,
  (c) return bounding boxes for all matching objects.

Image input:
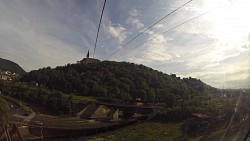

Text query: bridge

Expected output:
[77,101,163,121]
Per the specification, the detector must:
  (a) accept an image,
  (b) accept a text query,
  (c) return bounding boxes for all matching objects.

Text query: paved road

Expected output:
[8,100,36,124]
[220,92,250,141]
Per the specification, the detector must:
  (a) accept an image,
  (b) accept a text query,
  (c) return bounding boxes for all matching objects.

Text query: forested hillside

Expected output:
[21,61,215,101]
[0,58,26,75]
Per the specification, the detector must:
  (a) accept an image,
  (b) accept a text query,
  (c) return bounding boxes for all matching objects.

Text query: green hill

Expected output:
[0,58,26,75]
[21,61,215,101]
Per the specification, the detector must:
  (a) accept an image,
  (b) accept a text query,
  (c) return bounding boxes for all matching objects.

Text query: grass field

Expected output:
[0,94,34,114]
[74,95,97,103]
[31,114,99,128]
[188,128,225,141]
[61,93,97,103]
[87,122,183,141]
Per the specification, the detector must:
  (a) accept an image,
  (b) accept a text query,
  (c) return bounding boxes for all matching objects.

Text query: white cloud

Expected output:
[144,49,172,62]
[126,34,172,62]
[153,24,164,29]
[129,9,139,17]
[127,18,144,29]
[106,23,128,46]
[180,49,250,89]
[151,34,168,44]
[143,35,172,61]
[0,0,94,70]
[126,9,144,29]
[0,0,249,88]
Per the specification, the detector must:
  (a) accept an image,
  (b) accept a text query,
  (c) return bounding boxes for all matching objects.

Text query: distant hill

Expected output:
[0,58,26,75]
[21,61,215,101]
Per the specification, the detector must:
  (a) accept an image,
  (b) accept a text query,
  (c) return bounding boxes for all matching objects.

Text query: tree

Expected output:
[139,90,147,100]
[110,87,120,98]
[67,94,75,115]
[46,92,63,114]
[0,97,9,126]
[19,60,213,108]
[164,93,175,108]
[147,89,156,101]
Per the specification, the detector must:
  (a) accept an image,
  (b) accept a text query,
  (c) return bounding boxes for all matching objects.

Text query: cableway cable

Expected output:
[107,0,194,59]
[113,11,208,59]
[93,0,107,58]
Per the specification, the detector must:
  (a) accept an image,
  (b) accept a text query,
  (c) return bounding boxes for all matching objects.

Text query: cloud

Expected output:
[129,9,139,17]
[153,24,164,29]
[0,0,98,70]
[225,76,250,89]
[127,18,144,29]
[126,9,144,29]
[150,34,168,44]
[106,23,128,46]
[0,0,249,89]
[126,26,250,89]
[242,45,250,49]
[125,33,172,63]
[180,49,250,89]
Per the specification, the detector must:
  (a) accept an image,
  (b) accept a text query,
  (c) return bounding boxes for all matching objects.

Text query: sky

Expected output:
[0,0,249,89]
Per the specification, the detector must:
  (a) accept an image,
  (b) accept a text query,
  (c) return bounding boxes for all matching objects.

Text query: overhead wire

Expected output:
[112,0,234,60]
[107,0,194,59]
[93,0,107,58]
[113,11,209,60]
[114,2,233,58]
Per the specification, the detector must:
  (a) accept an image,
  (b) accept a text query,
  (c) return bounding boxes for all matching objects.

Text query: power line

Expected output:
[112,0,234,60]
[113,11,209,59]
[107,0,194,59]
[93,0,107,58]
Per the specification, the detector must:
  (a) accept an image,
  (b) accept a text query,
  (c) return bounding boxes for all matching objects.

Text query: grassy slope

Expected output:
[88,122,183,141]
[31,114,96,128]
[0,94,33,114]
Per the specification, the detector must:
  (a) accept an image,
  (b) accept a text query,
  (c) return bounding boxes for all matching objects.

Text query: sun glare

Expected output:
[203,0,250,42]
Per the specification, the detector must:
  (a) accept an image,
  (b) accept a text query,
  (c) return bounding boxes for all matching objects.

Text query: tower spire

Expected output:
[86,50,89,58]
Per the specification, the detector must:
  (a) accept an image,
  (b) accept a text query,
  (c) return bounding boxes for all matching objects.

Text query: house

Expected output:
[0,74,8,80]
[184,113,214,135]
[136,98,143,106]
[0,71,17,81]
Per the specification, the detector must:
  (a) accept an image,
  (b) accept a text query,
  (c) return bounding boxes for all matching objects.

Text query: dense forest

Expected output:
[0,58,26,75]
[0,61,224,116]
[21,61,215,101]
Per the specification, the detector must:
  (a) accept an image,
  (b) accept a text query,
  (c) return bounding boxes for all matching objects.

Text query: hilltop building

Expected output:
[82,50,100,65]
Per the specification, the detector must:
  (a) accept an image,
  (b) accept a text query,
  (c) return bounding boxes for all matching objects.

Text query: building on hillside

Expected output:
[0,74,8,80]
[0,71,17,81]
[82,50,100,65]
[135,98,143,107]
[183,113,215,135]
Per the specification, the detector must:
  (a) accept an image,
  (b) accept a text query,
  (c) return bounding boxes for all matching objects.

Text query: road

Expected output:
[220,92,250,141]
[8,101,35,124]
